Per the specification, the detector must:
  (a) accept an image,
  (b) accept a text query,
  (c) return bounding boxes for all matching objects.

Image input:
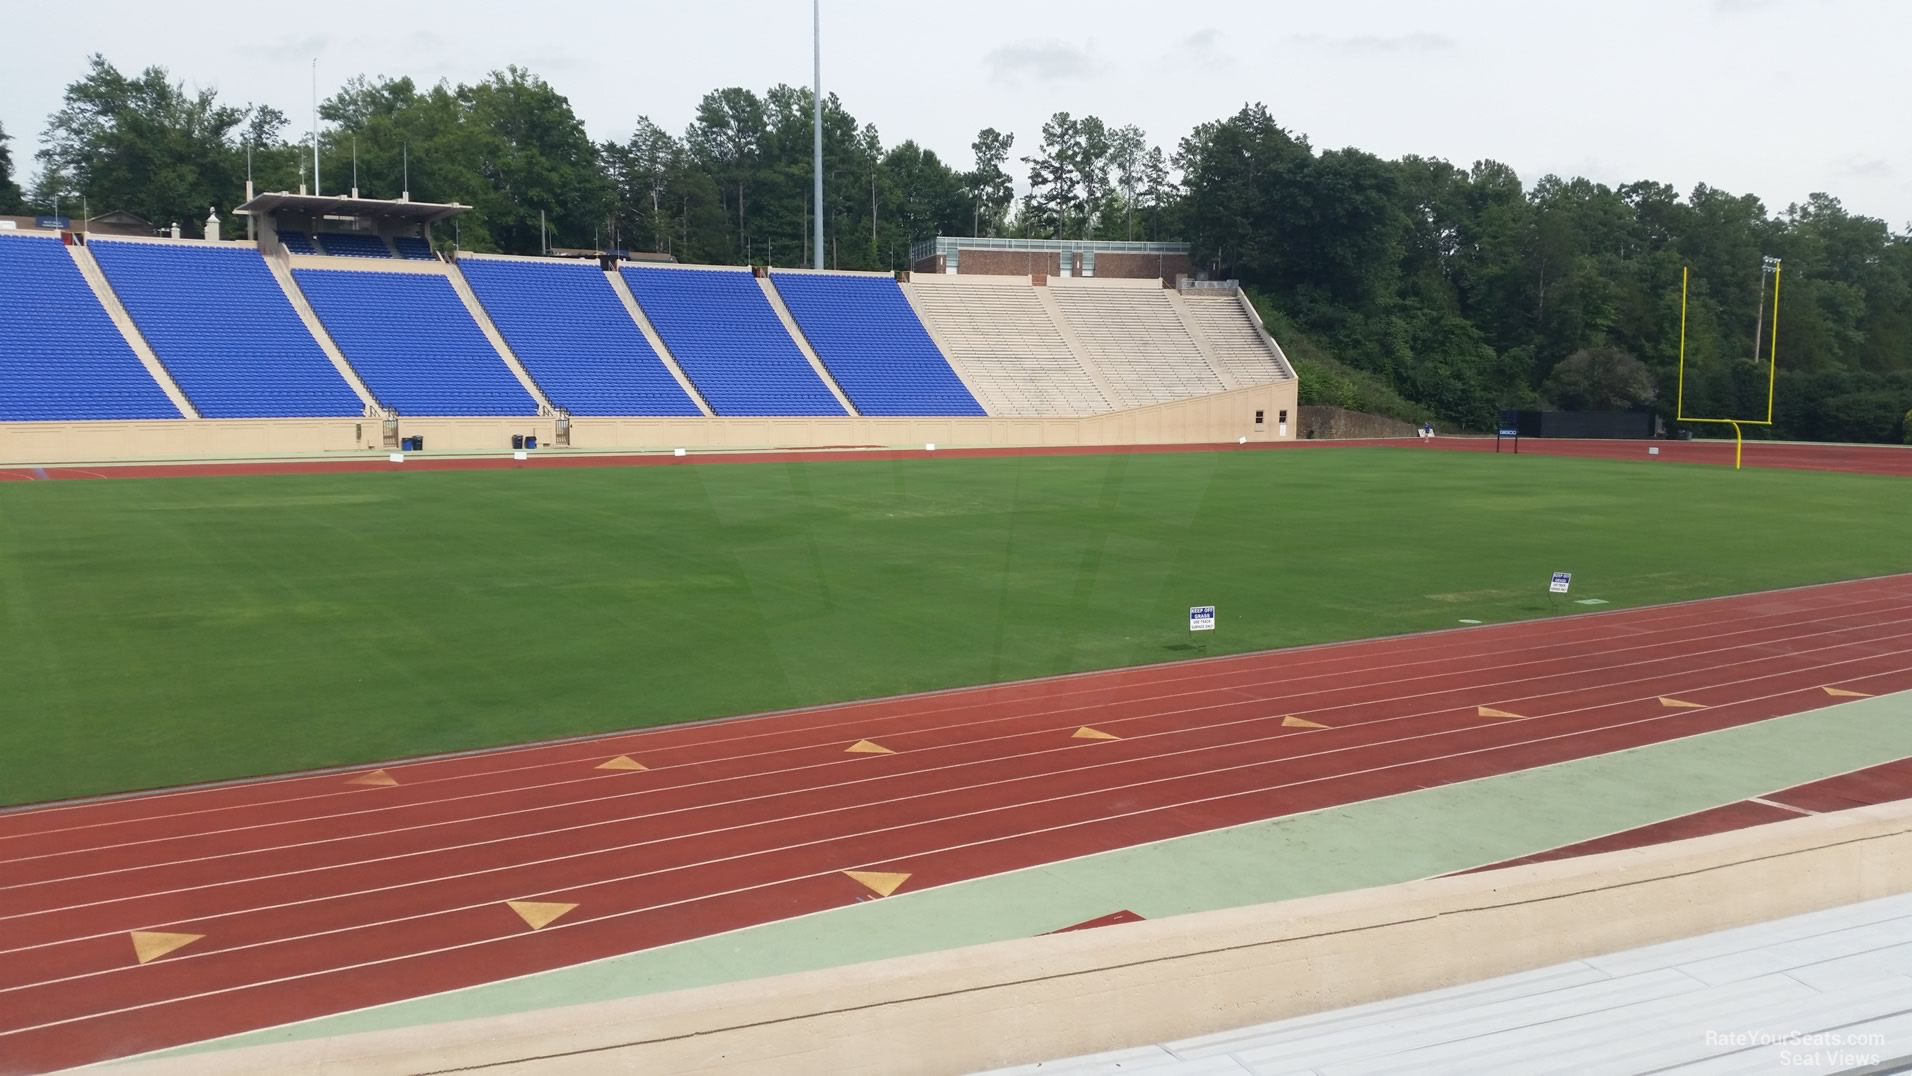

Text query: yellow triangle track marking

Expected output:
[1476,706,1524,720]
[1281,716,1329,729]
[596,755,648,771]
[844,870,912,897]
[1072,726,1119,740]
[345,769,398,787]
[1824,687,1872,698]
[507,901,578,930]
[130,931,203,964]
[1659,697,1706,709]
[846,739,894,754]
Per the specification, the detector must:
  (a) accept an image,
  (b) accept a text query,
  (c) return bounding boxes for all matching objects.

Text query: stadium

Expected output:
[4,16,1912,1076]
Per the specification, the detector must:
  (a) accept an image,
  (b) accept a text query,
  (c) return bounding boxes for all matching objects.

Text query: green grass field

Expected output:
[3,447,1908,807]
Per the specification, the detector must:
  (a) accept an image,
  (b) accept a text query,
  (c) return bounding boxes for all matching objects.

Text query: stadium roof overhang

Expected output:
[234,192,470,224]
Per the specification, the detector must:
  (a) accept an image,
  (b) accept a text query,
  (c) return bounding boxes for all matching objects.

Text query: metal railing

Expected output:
[910,236,1190,262]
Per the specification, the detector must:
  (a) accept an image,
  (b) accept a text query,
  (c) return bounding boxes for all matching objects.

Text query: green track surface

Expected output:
[3,446,1908,806]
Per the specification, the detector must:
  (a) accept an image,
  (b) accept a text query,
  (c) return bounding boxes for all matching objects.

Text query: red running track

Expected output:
[3,434,1909,483]
[1,577,1911,1070]
[1419,435,1912,476]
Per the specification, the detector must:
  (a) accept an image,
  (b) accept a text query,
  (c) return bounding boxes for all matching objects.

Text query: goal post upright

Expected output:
[1673,260,1781,470]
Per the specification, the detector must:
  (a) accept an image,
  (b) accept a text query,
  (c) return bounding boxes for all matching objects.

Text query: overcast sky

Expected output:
[3,0,1907,228]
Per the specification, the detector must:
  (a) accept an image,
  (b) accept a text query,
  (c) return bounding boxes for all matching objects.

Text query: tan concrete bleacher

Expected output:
[1049,285,1226,409]
[906,279,1111,417]
[1178,294,1294,385]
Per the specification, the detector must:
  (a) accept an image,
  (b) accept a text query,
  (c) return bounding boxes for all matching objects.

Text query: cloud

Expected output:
[982,42,1096,82]
[260,33,332,61]
[1179,28,1234,69]
[1842,159,1893,179]
[1714,0,1776,11]
[1288,32,1456,52]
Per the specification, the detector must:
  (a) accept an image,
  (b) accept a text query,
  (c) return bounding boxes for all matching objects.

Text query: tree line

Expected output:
[6,57,1908,442]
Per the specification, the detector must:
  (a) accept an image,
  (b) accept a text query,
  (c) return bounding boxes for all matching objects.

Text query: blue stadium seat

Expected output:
[771,272,984,417]
[459,258,701,417]
[277,230,320,256]
[91,241,364,418]
[394,237,436,261]
[294,268,539,416]
[318,233,395,259]
[621,266,844,416]
[0,234,180,421]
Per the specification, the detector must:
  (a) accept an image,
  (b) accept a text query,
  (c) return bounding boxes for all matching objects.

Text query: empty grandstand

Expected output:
[90,240,365,418]
[1048,284,1228,409]
[771,271,984,417]
[459,256,702,417]
[315,232,395,259]
[275,230,320,256]
[1177,292,1294,386]
[0,196,1297,460]
[622,266,847,417]
[294,268,540,417]
[904,276,1111,417]
[0,233,181,421]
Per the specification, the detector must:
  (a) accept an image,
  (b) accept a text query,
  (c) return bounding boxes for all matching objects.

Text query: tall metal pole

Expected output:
[812,0,824,271]
[311,59,320,195]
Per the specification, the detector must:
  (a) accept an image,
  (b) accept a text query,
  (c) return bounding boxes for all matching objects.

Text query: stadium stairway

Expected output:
[90,239,368,419]
[260,248,384,414]
[620,265,848,418]
[1173,291,1297,385]
[1047,282,1229,409]
[1160,291,1242,391]
[292,261,542,417]
[602,268,713,415]
[440,262,557,413]
[767,270,986,418]
[752,274,859,416]
[1032,285,1127,410]
[904,276,1114,417]
[0,233,183,421]
[455,254,705,418]
[62,240,200,418]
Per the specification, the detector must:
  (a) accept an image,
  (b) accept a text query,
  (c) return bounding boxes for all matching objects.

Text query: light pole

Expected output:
[812,0,824,271]
[1753,255,1781,363]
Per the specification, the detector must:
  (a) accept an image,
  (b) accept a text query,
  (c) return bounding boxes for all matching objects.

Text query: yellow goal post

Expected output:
[1675,260,1781,470]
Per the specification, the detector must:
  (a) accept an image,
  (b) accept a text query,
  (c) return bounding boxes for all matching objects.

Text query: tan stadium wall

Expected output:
[0,382,1297,466]
[113,799,1912,1075]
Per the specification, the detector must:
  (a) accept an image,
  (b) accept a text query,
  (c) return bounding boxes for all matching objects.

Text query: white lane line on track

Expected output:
[8,574,1906,831]
[6,605,1908,898]
[2,640,1907,975]
[6,595,1905,869]
[3,659,1909,1037]
[1748,796,1820,815]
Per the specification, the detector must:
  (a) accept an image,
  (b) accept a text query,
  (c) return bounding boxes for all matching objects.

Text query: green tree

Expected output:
[1107,123,1146,240]
[967,127,1015,237]
[1543,347,1657,410]
[0,121,24,213]
[1020,112,1080,240]
[35,54,278,229]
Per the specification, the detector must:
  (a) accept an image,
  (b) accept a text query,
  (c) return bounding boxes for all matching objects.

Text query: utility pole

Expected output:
[812,0,824,271]
[311,59,320,195]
